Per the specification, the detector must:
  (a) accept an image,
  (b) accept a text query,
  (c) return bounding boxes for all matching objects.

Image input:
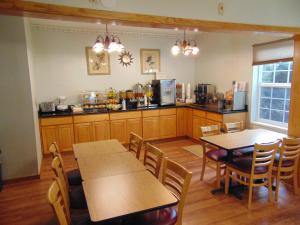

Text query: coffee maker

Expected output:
[194,84,216,105]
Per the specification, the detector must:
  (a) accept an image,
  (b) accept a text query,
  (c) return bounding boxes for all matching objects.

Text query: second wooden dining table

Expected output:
[73,139,178,223]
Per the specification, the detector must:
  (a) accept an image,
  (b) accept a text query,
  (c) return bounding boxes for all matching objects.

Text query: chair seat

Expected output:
[69,185,87,209]
[233,147,254,157]
[206,149,228,161]
[228,157,268,174]
[124,206,177,225]
[67,169,82,186]
[273,153,294,167]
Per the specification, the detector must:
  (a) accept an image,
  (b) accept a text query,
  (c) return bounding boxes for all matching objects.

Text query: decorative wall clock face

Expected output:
[118,51,134,67]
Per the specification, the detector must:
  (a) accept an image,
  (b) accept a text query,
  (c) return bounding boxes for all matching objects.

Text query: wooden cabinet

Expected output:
[57,124,74,151]
[177,108,186,137]
[74,123,93,143]
[110,119,127,144]
[160,115,177,138]
[143,116,160,140]
[192,116,206,140]
[40,116,74,154]
[127,118,142,141]
[186,108,193,137]
[94,121,110,141]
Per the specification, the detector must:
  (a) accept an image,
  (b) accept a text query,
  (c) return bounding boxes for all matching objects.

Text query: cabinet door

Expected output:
[74,123,94,143]
[177,108,186,137]
[41,125,58,154]
[94,121,110,141]
[192,116,206,140]
[57,124,74,152]
[127,118,142,143]
[110,120,127,144]
[160,115,177,139]
[143,117,160,141]
[186,108,193,138]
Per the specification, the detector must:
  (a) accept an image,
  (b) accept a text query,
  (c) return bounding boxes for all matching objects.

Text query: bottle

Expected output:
[122,99,126,110]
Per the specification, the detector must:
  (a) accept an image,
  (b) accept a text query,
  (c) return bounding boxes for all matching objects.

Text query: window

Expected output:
[253,61,292,127]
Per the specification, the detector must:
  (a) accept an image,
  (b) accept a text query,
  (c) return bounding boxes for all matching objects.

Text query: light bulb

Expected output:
[108,41,118,53]
[183,45,192,56]
[171,44,180,56]
[93,41,104,53]
[117,42,124,52]
[192,46,199,55]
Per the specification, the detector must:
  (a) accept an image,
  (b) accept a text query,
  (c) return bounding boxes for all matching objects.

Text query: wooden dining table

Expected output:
[73,139,178,223]
[200,128,287,196]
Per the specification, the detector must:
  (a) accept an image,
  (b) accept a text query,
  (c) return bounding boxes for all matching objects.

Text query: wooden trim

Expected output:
[252,57,294,66]
[252,37,293,47]
[3,174,40,185]
[1,1,300,34]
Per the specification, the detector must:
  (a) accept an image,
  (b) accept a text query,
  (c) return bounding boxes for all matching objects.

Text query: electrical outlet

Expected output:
[218,2,224,16]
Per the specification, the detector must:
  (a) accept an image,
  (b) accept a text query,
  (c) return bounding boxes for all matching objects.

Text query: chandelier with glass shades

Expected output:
[171,30,199,56]
[92,24,124,53]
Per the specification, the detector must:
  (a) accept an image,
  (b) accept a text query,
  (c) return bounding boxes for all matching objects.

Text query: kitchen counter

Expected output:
[39,104,247,118]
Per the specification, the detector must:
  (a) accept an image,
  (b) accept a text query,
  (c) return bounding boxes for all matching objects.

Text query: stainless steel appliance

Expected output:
[152,79,176,106]
[194,84,216,105]
[39,102,55,113]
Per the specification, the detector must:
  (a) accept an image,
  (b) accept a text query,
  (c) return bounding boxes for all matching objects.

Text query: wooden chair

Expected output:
[125,158,192,225]
[224,122,253,157]
[128,132,143,159]
[200,125,227,188]
[224,121,243,133]
[272,137,300,201]
[143,143,164,178]
[51,156,86,209]
[48,178,122,225]
[225,141,279,209]
[49,142,82,186]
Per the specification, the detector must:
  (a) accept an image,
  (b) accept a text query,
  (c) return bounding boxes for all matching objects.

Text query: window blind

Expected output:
[253,38,294,65]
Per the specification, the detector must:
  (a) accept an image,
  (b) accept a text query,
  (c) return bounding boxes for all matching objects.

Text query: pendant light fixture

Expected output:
[92,24,124,53]
[171,30,199,56]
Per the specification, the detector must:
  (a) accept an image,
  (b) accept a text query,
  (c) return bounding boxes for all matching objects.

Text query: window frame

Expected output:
[253,61,292,128]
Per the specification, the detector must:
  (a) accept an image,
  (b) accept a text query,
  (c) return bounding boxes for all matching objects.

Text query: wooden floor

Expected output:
[1,138,300,225]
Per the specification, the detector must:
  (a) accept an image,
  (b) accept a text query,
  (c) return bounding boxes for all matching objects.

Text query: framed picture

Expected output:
[85,47,110,75]
[140,49,160,74]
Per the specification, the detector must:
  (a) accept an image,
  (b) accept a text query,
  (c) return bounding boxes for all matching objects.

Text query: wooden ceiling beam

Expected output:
[0,0,300,34]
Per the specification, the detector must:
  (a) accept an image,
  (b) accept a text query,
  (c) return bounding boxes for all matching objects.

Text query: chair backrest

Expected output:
[162,158,192,225]
[129,132,143,159]
[49,142,60,159]
[143,143,164,178]
[278,138,300,171]
[224,121,243,133]
[200,125,220,137]
[51,156,70,208]
[252,142,279,175]
[48,178,71,225]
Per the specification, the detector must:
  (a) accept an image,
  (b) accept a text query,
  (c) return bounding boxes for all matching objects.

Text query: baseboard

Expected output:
[3,174,40,185]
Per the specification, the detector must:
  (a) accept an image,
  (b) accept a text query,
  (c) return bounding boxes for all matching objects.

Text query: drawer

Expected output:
[206,112,223,122]
[193,109,206,118]
[73,114,109,123]
[40,116,73,126]
[159,108,176,116]
[110,111,141,120]
[142,110,160,118]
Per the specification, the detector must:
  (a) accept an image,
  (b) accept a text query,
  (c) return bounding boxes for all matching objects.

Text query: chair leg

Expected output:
[200,156,206,181]
[216,163,221,188]
[225,168,230,194]
[293,172,299,195]
[275,176,280,201]
[248,181,253,209]
[268,174,274,203]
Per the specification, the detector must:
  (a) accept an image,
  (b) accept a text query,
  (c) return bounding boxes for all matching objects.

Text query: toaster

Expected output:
[39,102,55,113]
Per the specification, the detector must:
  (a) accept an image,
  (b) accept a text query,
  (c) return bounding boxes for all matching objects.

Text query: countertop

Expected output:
[39,104,247,118]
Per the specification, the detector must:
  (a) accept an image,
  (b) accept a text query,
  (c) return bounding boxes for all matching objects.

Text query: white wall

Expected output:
[30,0,300,27]
[31,23,196,104]
[0,15,39,180]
